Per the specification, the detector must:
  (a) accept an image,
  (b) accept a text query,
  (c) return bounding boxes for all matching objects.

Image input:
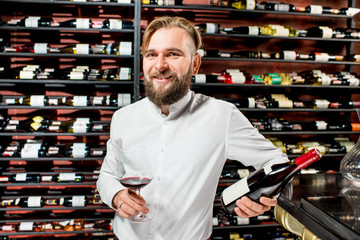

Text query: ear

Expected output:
[192,52,201,75]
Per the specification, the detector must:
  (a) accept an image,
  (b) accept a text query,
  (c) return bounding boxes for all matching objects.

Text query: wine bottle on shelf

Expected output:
[61,196,87,207]
[197,49,221,58]
[302,5,339,14]
[195,23,220,33]
[20,141,48,158]
[8,16,58,27]
[10,116,50,132]
[55,44,90,54]
[228,0,256,10]
[256,2,295,12]
[105,41,132,55]
[0,173,41,183]
[63,96,89,106]
[221,149,322,213]
[101,67,132,81]
[230,50,270,59]
[49,118,90,133]
[15,196,44,207]
[305,26,334,39]
[102,19,134,29]
[193,74,231,84]
[338,7,360,16]
[41,173,84,183]
[58,18,92,29]
[220,26,260,35]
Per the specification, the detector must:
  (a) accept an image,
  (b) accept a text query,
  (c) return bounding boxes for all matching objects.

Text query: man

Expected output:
[97,16,289,239]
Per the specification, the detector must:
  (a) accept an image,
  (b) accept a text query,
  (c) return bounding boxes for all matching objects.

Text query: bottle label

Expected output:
[30,95,45,106]
[76,18,90,29]
[222,176,250,206]
[248,97,256,108]
[248,26,259,35]
[315,99,330,109]
[59,172,76,181]
[194,74,206,83]
[309,5,323,14]
[119,42,132,55]
[315,120,327,130]
[283,51,297,61]
[21,146,39,158]
[275,3,290,12]
[346,7,360,16]
[25,16,40,27]
[235,216,250,225]
[246,0,256,10]
[2,225,14,231]
[15,173,27,181]
[72,196,85,207]
[206,23,217,33]
[27,196,42,207]
[69,71,84,80]
[75,44,90,54]
[19,222,34,231]
[117,93,131,107]
[320,74,331,85]
[73,120,88,133]
[109,19,123,29]
[34,43,48,54]
[319,26,333,39]
[19,70,34,79]
[349,78,360,86]
[314,53,329,62]
[231,73,246,84]
[72,143,87,158]
[73,96,88,106]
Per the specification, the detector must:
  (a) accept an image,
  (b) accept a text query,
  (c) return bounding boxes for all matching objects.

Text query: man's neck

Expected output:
[160,105,169,116]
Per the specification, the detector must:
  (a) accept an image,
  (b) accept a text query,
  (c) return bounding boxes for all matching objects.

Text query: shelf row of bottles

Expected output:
[209,1,360,16]
[0,94,131,107]
[0,172,90,183]
[198,23,360,40]
[3,17,134,30]
[250,117,360,132]
[0,195,102,208]
[198,49,360,63]
[1,140,106,158]
[268,137,355,155]
[1,115,110,133]
[193,69,359,86]
[2,42,133,55]
[0,65,132,81]
[213,208,275,227]
[225,94,360,110]
[0,219,112,232]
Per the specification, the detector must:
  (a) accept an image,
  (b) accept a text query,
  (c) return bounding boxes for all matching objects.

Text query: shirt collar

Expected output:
[148,90,193,119]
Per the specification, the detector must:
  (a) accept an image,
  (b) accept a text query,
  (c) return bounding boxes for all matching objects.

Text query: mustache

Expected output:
[150,70,176,78]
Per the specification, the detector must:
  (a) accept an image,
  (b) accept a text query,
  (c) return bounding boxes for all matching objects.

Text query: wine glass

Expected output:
[120,174,153,223]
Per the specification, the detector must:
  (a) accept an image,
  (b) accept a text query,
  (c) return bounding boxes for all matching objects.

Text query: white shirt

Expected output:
[97,90,288,240]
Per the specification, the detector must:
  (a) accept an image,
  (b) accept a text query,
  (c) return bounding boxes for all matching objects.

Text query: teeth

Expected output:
[156,76,170,79]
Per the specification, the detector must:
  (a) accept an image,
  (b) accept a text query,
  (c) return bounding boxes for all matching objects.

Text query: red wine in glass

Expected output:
[120,176,152,189]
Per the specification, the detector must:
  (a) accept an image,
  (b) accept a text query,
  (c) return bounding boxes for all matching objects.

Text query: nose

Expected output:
[154,54,168,72]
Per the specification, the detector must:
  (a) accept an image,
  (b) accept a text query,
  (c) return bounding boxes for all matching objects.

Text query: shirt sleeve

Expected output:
[225,105,289,170]
[96,110,126,211]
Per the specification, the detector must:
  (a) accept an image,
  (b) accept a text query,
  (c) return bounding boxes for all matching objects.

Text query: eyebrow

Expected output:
[144,48,185,55]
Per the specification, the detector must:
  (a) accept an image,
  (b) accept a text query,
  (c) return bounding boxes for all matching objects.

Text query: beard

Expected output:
[144,66,192,107]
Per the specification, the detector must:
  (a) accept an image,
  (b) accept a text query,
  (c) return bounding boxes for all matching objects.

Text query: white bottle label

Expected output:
[19,71,34,79]
[117,93,131,107]
[117,0,131,3]
[248,97,256,108]
[315,53,329,62]
[319,26,333,39]
[59,172,76,181]
[30,95,45,106]
[73,120,88,133]
[19,222,34,231]
[109,19,123,29]
[246,0,256,10]
[73,96,88,106]
[315,120,327,130]
[21,147,39,158]
[349,78,360,86]
[315,99,330,109]
[15,173,27,181]
[25,17,40,27]
[27,196,42,207]
[72,143,87,158]
[346,7,360,16]
[195,74,206,83]
[72,196,85,207]
[76,18,90,29]
[119,42,132,55]
[206,23,217,33]
[75,44,90,54]
[283,51,297,61]
[222,176,250,206]
[93,96,104,105]
[320,74,331,85]
[34,43,48,54]
[248,26,259,35]
[231,73,246,84]
[309,5,323,14]
[69,71,84,80]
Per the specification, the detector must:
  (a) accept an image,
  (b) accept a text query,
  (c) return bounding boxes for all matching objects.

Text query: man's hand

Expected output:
[234,196,277,218]
[112,189,149,218]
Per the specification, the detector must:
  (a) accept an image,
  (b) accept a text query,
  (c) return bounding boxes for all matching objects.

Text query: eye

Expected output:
[144,52,156,59]
[168,52,180,57]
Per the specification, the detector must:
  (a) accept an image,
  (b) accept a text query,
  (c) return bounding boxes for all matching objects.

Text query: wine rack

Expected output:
[1,0,360,239]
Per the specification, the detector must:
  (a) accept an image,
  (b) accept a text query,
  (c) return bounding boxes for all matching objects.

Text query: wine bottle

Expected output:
[52,173,84,183]
[221,26,260,35]
[102,19,134,29]
[304,5,338,14]
[20,141,47,158]
[195,23,220,33]
[12,116,50,132]
[55,44,90,54]
[58,18,92,29]
[229,0,256,10]
[0,173,41,183]
[60,196,87,207]
[12,16,58,27]
[221,149,322,213]
[105,41,132,55]
[63,96,89,106]
[15,196,44,207]
[338,7,360,16]
[306,26,333,38]
[49,118,90,133]
[256,2,295,12]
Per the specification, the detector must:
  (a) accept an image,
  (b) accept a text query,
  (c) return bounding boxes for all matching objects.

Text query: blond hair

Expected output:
[141,16,202,55]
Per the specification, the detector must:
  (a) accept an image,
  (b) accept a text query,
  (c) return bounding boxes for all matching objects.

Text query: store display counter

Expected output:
[275,173,360,240]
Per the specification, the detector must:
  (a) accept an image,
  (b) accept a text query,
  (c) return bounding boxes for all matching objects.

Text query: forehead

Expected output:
[147,27,193,52]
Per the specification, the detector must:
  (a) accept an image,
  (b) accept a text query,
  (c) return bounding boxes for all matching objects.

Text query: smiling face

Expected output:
[143,27,201,107]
